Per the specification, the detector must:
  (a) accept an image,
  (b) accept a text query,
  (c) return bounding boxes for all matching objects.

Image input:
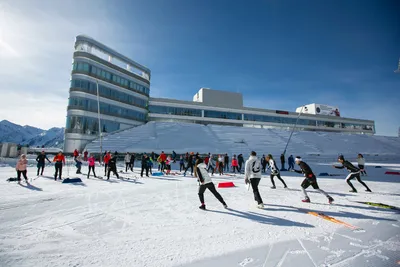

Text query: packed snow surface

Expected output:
[0,159,399,267]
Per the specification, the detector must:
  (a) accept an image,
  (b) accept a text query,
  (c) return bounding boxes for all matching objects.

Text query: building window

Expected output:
[204,110,242,120]
[66,115,120,135]
[148,105,202,117]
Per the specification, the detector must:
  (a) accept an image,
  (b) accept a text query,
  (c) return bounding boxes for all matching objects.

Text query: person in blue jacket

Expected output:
[288,155,295,171]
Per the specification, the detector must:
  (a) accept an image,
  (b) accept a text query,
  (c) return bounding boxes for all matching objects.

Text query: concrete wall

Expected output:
[196,88,243,109]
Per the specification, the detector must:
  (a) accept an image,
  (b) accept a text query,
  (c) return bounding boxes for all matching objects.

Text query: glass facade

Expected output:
[70,79,147,108]
[73,61,150,96]
[148,105,202,117]
[204,110,242,120]
[148,105,374,132]
[68,96,146,121]
[65,115,120,134]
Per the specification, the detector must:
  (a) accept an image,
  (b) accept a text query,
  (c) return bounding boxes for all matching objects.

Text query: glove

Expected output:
[245,178,249,184]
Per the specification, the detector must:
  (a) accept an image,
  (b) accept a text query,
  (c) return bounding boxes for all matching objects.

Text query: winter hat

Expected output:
[295,156,302,162]
[338,155,344,161]
[251,151,256,156]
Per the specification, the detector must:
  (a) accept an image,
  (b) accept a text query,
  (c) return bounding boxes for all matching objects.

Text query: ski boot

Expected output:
[199,204,206,210]
[328,196,334,204]
[302,197,311,203]
[257,203,264,209]
[270,186,276,189]
[349,189,357,193]
[223,204,228,209]
[365,189,372,192]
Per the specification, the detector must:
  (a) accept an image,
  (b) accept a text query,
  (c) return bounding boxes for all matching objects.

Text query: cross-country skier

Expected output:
[53,152,65,181]
[107,153,119,180]
[291,156,334,203]
[357,154,367,176]
[36,151,51,176]
[16,154,29,184]
[266,154,288,189]
[124,152,131,172]
[333,155,371,193]
[141,154,150,177]
[245,151,264,208]
[195,158,227,210]
[87,154,97,178]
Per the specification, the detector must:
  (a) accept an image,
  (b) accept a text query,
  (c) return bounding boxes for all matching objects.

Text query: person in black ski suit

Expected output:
[184,152,194,176]
[287,155,295,171]
[36,151,51,176]
[107,154,119,180]
[292,156,334,204]
[280,154,286,171]
[333,155,371,193]
[266,154,287,189]
[237,154,244,172]
[130,153,135,171]
[141,154,150,177]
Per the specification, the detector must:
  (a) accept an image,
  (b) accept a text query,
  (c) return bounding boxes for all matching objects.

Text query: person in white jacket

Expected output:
[266,154,288,189]
[124,152,131,172]
[196,158,227,210]
[245,151,264,208]
[357,154,367,176]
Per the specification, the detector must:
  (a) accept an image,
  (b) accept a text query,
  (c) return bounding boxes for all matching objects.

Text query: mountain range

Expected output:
[0,120,64,148]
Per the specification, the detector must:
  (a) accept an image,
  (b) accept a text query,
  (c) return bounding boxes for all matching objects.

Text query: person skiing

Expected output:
[231,155,239,173]
[16,154,29,184]
[124,152,131,172]
[292,156,334,204]
[53,152,65,181]
[195,158,227,210]
[183,152,194,176]
[245,151,264,208]
[357,154,367,176]
[179,155,185,172]
[103,151,111,176]
[333,155,371,193]
[107,153,119,180]
[141,153,150,177]
[87,154,97,178]
[280,153,286,171]
[224,153,229,172]
[266,154,288,189]
[288,155,295,171]
[130,153,135,171]
[237,154,244,172]
[75,154,83,174]
[36,151,51,176]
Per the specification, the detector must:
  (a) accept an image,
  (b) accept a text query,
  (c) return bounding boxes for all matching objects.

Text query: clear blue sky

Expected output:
[0,0,399,135]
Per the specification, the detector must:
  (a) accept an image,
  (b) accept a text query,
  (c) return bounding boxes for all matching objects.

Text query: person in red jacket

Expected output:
[103,151,111,176]
[53,152,65,181]
[231,155,239,173]
[73,149,79,159]
[159,151,167,172]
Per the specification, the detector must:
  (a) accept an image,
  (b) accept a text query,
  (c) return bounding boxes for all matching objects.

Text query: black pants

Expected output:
[238,163,242,172]
[104,163,108,175]
[301,177,319,189]
[224,162,229,172]
[250,178,263,204]
[88,166,96,177]
[262,164,267,173]
[37,163,45,176]
[54,163,63,180]
[17,170,28,181]
[141,165,149,177]
[218,163,224,174]
[288,162,294,171]
[184,164,193,175]
[161,161,166,172]
[198,182,226,205]
[125,163,130,172]
[180,163,185,172]
[270,173,287,187]
[232,166,239,173]
[130,161,134,171]
[358,164,367,175]
[207,165,215,175]
[346,172,370,191]
[107,167,119,179]
[281,162,285,170]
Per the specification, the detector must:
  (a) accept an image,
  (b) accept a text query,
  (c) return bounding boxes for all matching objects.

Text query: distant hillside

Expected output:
[0,120,64,148]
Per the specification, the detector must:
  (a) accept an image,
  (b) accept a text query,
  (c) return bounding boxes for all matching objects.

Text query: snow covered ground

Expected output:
[0,160,399,267]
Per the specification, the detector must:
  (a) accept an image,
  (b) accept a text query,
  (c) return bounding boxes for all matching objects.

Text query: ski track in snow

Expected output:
[0,162,399,267]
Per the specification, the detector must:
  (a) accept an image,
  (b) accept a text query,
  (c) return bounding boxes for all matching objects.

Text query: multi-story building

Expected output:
[64,35,151,153]
[64,36,375,153]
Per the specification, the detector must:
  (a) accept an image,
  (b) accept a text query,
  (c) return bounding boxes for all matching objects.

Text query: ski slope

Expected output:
[84,122,400,157]
[0,159,399,267]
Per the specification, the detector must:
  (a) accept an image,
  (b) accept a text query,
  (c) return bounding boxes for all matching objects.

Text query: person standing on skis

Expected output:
[266,154,288,189]
[333,155,371,193]
[196,158,227,210]
[291,156,334,204]
[244,151,264,208]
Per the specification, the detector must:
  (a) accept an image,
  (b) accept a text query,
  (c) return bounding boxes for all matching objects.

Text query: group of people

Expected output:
[192,152,372,210]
